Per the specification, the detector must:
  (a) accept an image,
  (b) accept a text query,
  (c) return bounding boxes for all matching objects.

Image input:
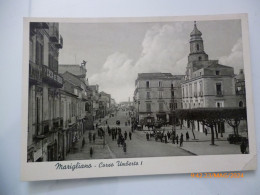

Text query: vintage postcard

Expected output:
[21,14,257,181]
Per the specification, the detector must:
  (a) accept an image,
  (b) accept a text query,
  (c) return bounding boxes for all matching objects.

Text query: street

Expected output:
[65,110,193,161]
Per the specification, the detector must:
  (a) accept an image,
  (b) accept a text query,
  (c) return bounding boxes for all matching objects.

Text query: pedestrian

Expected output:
[164,134,167,143]
[240,140,246,154]
[129,132,132,140]
[117,137,120,147]
[180,133,183,147]
[90,147,93,158]
[205,128,208,136]
[146,132,150,141]
[81,138,85,148]
[123,142,127,153]
[124,131,127,140]
[172,134,175,144]
[167,131,170,140]
[186,131,190,141]
[88,132,92,143]
[176,134,179,145]
[93,133,96,143]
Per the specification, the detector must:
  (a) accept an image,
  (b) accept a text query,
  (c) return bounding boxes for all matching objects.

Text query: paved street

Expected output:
[65,110,242,161]
[65,110,193,160]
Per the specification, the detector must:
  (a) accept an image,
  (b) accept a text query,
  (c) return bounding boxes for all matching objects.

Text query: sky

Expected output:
[59,19,243,103]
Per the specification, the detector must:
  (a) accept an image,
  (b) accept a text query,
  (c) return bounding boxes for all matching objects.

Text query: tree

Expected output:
[175,108,247,145]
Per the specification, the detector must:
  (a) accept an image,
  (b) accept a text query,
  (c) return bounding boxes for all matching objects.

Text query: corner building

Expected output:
[181,22,245,133]
[134,73,183,124]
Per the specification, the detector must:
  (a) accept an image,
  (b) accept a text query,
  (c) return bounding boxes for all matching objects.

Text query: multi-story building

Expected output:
[181,22,245,133]
[27,22,64,162]
[134,73,184,124]
[99,92,111,118]
[89,85,100,121]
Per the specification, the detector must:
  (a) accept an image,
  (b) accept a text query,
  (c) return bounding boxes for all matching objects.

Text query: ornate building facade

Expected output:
[27,22,64,162]
[181,22,246,133]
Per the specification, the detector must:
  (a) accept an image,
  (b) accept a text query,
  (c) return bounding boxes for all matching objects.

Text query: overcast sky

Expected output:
[59,20,243,103]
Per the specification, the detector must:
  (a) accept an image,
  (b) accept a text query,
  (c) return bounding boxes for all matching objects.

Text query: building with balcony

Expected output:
[181,22,245,133]
[133,73,183,124]
[27,22,64,162]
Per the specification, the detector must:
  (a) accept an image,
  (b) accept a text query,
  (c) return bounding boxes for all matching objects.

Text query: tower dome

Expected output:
[188,21,208,63]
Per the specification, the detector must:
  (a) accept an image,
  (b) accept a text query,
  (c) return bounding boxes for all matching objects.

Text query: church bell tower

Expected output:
[188,21,208,63]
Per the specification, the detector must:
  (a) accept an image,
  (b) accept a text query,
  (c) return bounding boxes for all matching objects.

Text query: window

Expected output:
[159,91,163,99]
[196,44,200,51]
[216,83,222,96]
[174,103,177,109]
[182,88,185,98]
[239,101,243,107]
[146,81,150,88]
[36,97,40,135]
[198,56,202,61]
[189,84,192,98]
[146,92,150,99]
[146,103,151,112]
[171,90,174,97]
[194,82,197,97]
[159,102,163,112]
[29,39,33,61]
[216,70,220,75]
[171,83,173,89]
[36,41,43,65]
[159,81,162,87]
[216,101,224,108]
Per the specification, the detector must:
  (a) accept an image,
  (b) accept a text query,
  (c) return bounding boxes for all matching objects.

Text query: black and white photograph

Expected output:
[21,14,257,181]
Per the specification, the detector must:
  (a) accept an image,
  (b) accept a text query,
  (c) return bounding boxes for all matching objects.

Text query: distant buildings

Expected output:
[133,73,183,124]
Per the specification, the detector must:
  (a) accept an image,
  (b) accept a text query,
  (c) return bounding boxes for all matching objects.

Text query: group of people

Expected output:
[107,125,133,154]
[146,130,191,147]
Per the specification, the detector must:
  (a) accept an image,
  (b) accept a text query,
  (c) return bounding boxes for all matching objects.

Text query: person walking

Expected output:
[205,128,208,136]
[164,134,167,144]
[129,132,132,140]
[176,134,179,145]
[81,138,85,148]
[124,131,127,140]
[186,131,190,141]
[180,133,183,147]
[123,142,127,153]
[117,137,120,147]
[90,147,93,158]
[240,140,246,154]
[146,132,150,141]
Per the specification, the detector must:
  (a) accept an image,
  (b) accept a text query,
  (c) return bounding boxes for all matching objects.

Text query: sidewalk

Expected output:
[65,129,113,160]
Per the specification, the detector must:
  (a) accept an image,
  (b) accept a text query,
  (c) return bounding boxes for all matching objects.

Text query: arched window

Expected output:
[239,101,243,107]
[196,44,200,51]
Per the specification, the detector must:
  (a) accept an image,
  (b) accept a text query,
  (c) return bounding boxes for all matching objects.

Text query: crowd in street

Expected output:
[145,129,192,148]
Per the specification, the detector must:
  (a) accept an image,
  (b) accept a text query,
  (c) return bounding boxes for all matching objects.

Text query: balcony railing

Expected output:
[49,24,59,42]
[216,91,223,97]
[42,65,63,88]
[55,35,63,49]
[29,61,42,84]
